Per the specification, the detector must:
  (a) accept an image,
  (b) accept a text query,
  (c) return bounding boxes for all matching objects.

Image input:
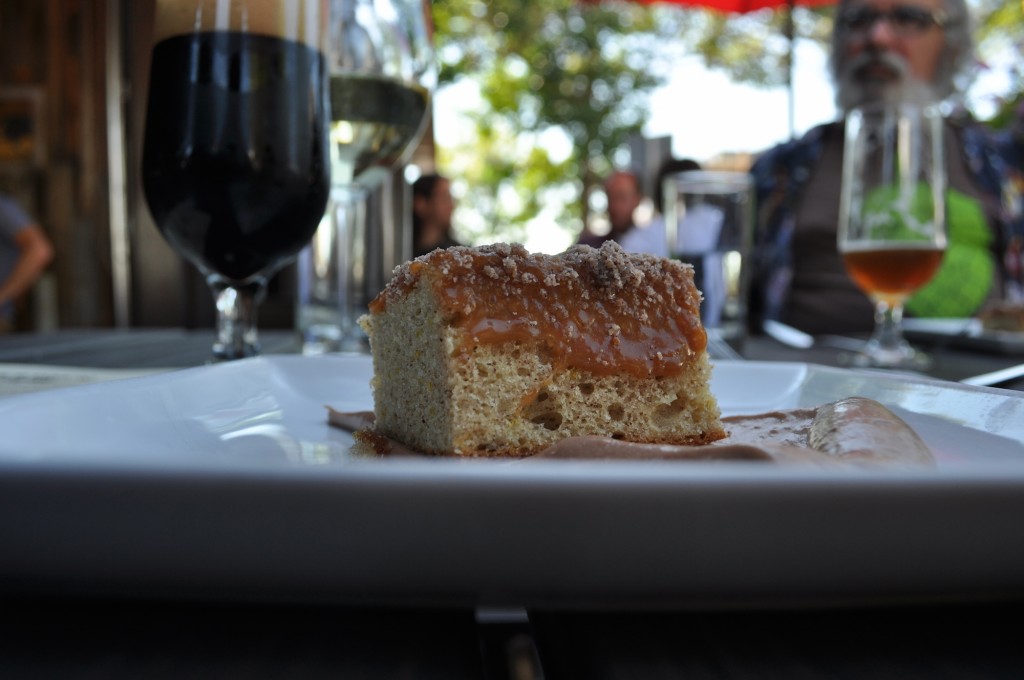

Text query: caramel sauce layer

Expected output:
[370,242,706,378]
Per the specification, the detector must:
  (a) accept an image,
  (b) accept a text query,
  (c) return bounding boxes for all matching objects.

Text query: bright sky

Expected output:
[645,40,839,161]
[645,38,1017,161]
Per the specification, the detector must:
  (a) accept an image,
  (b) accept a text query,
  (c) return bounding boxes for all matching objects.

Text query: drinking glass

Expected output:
[142,0,330,361]
[838,101,947,369]
[296,0,435,354]
[663,170,753,353]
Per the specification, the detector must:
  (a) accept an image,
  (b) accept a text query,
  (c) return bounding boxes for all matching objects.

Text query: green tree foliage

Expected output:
[432,0,680,246]
[973,0,1023,129]
[684,7,833,88]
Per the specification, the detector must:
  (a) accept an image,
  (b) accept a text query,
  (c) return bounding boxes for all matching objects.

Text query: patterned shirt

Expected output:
[990,122,1024,299]
[748,116,1011,335]
[0,195,34,322]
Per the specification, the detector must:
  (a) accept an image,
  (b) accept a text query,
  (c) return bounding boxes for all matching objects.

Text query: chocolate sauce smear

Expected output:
[327,398,935,469]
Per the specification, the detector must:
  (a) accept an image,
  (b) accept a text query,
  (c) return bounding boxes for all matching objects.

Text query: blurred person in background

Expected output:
[577,170,644,249]
[412,173,462,257]
[749,0,1010,335]
[991,101,1024,300]
[0,193,53,333]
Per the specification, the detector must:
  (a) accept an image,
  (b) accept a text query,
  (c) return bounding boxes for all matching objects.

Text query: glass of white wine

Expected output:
[297,0,435,353]
[838,100,947,369]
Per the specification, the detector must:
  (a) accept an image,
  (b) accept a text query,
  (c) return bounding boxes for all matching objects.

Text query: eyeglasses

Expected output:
[839,5,952,37]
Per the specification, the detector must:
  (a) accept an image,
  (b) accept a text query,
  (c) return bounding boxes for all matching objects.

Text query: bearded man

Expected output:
[748,0,1009,335]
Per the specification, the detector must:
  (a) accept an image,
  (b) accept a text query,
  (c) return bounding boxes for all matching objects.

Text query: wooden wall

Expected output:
[0,0,115,329]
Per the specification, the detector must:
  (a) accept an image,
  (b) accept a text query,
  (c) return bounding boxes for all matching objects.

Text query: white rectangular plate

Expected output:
[2,355,1024,608]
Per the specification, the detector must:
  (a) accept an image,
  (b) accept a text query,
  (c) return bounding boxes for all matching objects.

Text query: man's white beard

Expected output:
[836,51,938,113]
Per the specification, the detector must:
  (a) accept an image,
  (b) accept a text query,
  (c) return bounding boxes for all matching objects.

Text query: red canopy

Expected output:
[636,0,835,13]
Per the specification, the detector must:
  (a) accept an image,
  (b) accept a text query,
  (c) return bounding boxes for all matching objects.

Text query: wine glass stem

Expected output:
[871,298,906,352]
[209,276,267,362]
[335,184,370,350]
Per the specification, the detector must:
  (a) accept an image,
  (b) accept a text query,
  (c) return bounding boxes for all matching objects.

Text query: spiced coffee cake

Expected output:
[358,241,725,456]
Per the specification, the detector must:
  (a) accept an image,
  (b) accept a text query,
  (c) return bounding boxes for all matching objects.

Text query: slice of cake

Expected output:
[358,241,726,457]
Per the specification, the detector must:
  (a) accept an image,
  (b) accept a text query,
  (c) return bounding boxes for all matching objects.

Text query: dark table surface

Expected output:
[2,326,1024,679]
[0,325,1021,387]
[742,331,1024,388]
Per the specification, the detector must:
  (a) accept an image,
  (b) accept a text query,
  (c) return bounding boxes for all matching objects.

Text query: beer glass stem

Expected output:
[861,298,921,368]
[872,299,904,351]
[209,276,267,362]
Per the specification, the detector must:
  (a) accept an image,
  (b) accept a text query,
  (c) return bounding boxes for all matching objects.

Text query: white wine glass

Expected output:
[142,0,330,361]
[838,100,947,369]
[298,0,435,353]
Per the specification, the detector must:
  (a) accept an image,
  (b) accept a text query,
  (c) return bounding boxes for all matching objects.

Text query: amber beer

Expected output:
[842,243,944,304]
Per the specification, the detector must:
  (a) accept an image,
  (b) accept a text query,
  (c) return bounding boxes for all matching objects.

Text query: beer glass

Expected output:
[838,101,947,369]
[142,0,330,361]
[296,0,435,354]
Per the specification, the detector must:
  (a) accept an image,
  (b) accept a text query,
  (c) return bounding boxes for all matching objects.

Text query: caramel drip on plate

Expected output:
[327,398,937,469]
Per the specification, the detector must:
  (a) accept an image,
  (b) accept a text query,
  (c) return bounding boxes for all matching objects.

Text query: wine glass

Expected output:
[297,0,435,353]
[142,0,330,362]
[838,100,947,369]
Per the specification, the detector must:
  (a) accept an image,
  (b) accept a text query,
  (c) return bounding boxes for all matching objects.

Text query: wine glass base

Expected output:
[838,341,931,371]
[210,342,261,363]
[301,329,370,355]
[336,332,370,354]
